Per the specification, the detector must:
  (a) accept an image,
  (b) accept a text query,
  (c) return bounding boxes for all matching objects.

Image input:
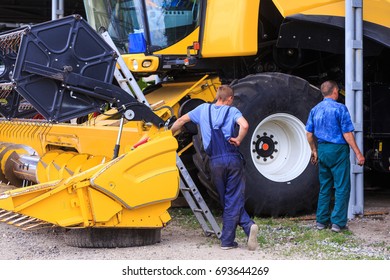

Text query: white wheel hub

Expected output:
[250,113,311,182]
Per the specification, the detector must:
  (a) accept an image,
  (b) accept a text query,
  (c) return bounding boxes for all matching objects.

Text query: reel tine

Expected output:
[0,28,25,55]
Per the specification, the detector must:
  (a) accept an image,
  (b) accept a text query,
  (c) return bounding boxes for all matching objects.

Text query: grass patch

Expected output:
[243,217,386,260]
[169,208,389,260]
[169,208,203,230]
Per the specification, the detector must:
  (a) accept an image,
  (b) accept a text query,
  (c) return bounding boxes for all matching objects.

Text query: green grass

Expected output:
[168,208,389,260]
[169,207,206,230]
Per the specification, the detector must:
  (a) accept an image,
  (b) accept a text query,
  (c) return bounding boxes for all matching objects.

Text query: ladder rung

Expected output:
[176,153,222,239]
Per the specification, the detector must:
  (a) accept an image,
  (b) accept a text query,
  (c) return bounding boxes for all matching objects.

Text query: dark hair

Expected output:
[320,80,338,97]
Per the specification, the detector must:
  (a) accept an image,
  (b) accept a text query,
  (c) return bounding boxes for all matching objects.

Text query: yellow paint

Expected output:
[90,131,179,209]
[272,0,390,28]
[122,53,160,72]
[201,0,260,57]
[0,131,178,228]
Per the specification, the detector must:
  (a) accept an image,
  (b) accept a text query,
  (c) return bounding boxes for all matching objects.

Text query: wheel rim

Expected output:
[249,113,311,182]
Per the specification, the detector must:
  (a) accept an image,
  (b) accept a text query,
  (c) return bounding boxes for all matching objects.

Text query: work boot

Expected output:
[331,224,348,233]
[316,222,327,230]
[247,224,259,251]
[221,241,238,250]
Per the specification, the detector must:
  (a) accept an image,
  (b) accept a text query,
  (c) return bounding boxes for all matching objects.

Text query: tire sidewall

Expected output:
[233,73,321,216]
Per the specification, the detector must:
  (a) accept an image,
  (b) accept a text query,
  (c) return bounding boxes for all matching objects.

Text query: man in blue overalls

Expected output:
[306,80,365,232]
[171,85,259,250]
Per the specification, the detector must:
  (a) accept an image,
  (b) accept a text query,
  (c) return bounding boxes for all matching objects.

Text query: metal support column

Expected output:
[52,0,64,20]
[346,0,364,219]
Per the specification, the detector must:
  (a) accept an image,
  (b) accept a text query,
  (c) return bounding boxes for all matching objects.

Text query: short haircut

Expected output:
[216,85,234,101]
[320,80,338,97]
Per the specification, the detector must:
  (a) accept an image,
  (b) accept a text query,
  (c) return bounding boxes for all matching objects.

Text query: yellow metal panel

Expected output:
[159,210,171,226]
[45,133,80,149]
[0,130,178,229]
[0,120,144,159]
[122,53,160,72]
[272,0,341,17]
[145,76,220,119]
[111,202,172,228]
[88,188,122,224]
[201,0,260,57]
[272,0,390,28]
[90,130,179,209]
[57,216,84,227]
[0,180,84,227]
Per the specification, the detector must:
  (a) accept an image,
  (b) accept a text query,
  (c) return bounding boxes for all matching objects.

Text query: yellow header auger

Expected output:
[0,15,182,247]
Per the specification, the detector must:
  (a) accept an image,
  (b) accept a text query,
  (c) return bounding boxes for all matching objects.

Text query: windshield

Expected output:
[83,0,200,53]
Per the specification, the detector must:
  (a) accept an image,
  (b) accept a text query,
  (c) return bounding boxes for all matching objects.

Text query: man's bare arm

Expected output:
[171,114,191,135]
[306,131,318,165]
[229,116,249,147]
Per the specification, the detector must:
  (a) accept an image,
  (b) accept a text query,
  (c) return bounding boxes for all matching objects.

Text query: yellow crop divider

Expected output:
[0,130,179,229]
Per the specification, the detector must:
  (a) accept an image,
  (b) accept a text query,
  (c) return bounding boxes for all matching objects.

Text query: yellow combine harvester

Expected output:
[0,15,203,247]
[1,0,390,247]
[80,0,390,217]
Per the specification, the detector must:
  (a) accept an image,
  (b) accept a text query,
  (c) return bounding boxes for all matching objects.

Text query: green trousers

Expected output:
[317,143,350,227]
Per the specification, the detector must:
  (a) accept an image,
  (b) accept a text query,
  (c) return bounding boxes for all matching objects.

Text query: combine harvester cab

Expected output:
[0,15,179,247]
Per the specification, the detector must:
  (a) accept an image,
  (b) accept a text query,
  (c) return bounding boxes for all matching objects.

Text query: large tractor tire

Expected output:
[192,73,322,217]
[64,228,161,248]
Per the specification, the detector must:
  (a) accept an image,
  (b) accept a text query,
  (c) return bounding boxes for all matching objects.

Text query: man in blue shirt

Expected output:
[306,80,365,232]
[171,85,258,250]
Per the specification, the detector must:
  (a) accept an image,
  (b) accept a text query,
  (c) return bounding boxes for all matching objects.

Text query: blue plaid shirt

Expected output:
[306,98,354,144]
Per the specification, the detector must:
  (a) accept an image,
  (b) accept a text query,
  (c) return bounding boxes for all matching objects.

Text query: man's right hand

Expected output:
[228,137,241,147]
[310,151,318,165]
[356,154,365,166]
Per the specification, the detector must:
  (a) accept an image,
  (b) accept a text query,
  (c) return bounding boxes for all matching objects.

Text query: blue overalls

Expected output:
[206,105,254,247]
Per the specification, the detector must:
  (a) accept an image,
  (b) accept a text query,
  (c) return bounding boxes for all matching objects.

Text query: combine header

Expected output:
[0,15,181,247]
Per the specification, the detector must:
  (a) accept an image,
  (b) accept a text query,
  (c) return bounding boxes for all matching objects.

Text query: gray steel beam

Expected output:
[346,0,364,219]
[52,0,64,20]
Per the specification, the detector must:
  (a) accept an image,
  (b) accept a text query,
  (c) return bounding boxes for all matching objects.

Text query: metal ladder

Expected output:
[101,31,221,239]
[100,30,150,107]
[176,154,222,239]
